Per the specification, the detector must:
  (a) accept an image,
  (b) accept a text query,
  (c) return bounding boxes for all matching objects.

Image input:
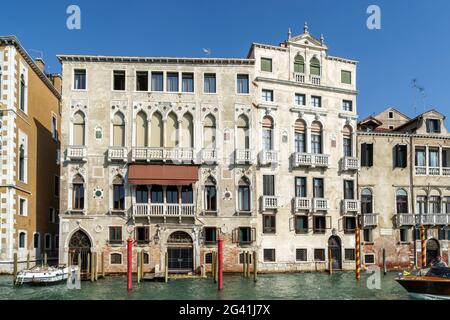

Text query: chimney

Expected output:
[49,74,62,94]
[35,58,45,72]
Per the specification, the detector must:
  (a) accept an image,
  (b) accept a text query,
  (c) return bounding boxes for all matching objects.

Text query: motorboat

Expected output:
[396,266,450,298]
[15,265,78,285]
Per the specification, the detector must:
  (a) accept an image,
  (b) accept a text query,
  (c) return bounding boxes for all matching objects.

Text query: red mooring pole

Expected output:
[127,237,133,291]
[218,238,223,290]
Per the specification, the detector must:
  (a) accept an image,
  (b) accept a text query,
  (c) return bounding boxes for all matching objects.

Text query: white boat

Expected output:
[15,265,78,285]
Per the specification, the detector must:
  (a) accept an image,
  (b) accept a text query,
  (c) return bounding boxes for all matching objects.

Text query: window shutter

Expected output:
[368,144,373,167]
[215,228,220,241]
[145,227,150,241]
[338,218,343,232]
[232,228,238,243]
[251,228,256,242]
[289,217,295,232]
[361,144,367,166]
[308,216,313,233]
[393,145,398,168]
[326,216,332,229]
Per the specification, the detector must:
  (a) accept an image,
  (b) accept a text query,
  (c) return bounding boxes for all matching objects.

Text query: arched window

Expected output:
[136,185,148,204]
[416,195,427,214]
[204,176,217,212]
[238,176,251,212]
[294,55,305,73]
[113,175,125,210]
[166,112,178,148]
[343,125,352,157]
[19,232,26,248]
[150,112,163,147]
[294,119,306,153]
[72,174,85,210]
[73,111,86,146]
[310,57,321,76]
[237,115,249,149]
[361,188,373,214]
[181,113,194,148]
[135,111,148,147]
[396,189,408,214]
[45,234,52,249]
[143,252,149,264]
[203,114,216,149]
[20,74,26,112]
[429,195,441,214]
[19,144,25,182]
[33,233,40,249]
[262,116,273,151]
[113,112,125,147]
[311,121,323,154]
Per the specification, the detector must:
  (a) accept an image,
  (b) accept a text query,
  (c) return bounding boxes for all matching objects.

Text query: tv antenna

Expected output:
[411,79,426,115]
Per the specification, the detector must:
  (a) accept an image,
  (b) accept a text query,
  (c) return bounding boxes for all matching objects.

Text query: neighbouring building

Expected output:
[358,108,450,269]
[0,36,61,273]
[58,24,361,274]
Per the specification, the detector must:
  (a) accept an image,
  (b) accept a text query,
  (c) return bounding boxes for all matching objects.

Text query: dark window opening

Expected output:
[263,215,276,234]
[263,249,275,262]
[113,70,126,91]
[136,71,148,91]
[296,248,307,262]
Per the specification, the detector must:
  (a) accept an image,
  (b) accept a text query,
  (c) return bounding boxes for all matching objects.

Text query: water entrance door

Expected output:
[328,236,342,270]
[426,239,440,266]
[168,247,193,272]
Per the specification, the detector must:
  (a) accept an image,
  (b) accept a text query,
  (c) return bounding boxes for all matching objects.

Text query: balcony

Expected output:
[312,198,329,212]
[261,196,278,211]
[108,147,128,162]
[342,157,360,171]
[259,150,279,166]
[66,146,87,161]
[201,149,218,164]
[235,149,253,164]
[397,213,416,227]
[294,197,311,212]
[131,147,195,163]
[418,213,450,226]
[361,214,379,228]
[309,75,321,86]
[293,153,330,168]
[133,203,195,218]
[293,72,305,83]
[342,200,360,215]
[415,166,450,176]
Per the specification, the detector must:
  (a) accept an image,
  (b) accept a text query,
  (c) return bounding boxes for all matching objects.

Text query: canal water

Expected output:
[0,272,417,300]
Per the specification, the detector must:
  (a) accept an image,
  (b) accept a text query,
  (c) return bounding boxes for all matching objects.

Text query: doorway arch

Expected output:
[167,231,193,273]
[426,238,440,266]
[68,229,92,274]
[328,236,342,270]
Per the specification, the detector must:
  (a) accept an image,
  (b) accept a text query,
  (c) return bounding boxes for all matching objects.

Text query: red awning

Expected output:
[128,164,199,185]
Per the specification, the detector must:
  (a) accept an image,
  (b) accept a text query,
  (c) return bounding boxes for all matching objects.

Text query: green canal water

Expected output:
[0,272,418,300]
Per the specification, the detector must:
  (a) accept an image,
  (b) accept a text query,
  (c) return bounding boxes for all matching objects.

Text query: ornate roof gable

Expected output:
[286,23,328,51]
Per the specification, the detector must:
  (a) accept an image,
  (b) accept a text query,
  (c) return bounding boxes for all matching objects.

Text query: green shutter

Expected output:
[310,58,321,76]
[341,70,352,84]
[294,55,305,73]
[261,58,272,72]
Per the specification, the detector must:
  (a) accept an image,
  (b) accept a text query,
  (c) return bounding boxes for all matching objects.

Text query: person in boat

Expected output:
[430,255,448,268]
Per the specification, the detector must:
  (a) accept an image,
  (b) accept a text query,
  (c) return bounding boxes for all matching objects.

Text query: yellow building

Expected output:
[0,36,61,273]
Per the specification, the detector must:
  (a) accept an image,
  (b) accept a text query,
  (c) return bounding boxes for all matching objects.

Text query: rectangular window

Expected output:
[262,89,274,102]
[263,249,276,262]
[51,116,58,140]
[342,100,353,112]
[166,72,179,92]
[136,71,148,91]
[388,111,394,119]
[442,149,450,168]
[237,74,249,94]
[295,177,307,198]
[363,229,373,242]
[311,96,321,108]
[109,226,122,244]
[295,216,309,234]
[204,73,216,93]
[345,249,355,261]
[429,148,440,168]
[113,184,125,210]
[72,184,84,210]
[19,198,27,216]
[296,248,307,262]
[313,178,324,198]
[311,134,322,154]
[400,228,410,243]
[54,176,60,197]
[341,70,352,84]
[313,216,326,234]
[364,254,375,264]
[261,58,272,72]
[416,196,427,214]
[343,137,352,157]
[344,217,356,234]
[361,143,374,167]
[182,73,194,92]
[204,185,217,212]
[295,93,306,106]
[74,69,86,90]
[393,145,407,168]
[263,215,276,234]
[113,70,126,91]
[45,234,51,249]
[426,119,441,133]
[204,227,217,244]
[205,253,213,264]
[111,253,122,264]
[239,227,252,243]
[429,196,441,214]
[344,180,354,200]
[238,185,251,212]
[135,227,149,244]
[151,72,164,91]
[314,249,325,262]
[263,175,275,196]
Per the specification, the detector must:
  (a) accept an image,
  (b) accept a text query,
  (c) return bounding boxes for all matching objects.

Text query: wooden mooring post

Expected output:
[137,251,141,283]
[246,252,250,278]
[382,248,387,275]
[215,251,219,283]
[87,253,91,280]
[101,252,105,278]
[13,253,18,284]
[328,248,333,275]
[164,251,169,283]
[26,253,30,270]
[217,238,223,290]
[242,252,246,277]
[44,253,47,267]
[90,253,95,282]
[420,224,426,268]
[94,252,98,281]
[253,251,257,282]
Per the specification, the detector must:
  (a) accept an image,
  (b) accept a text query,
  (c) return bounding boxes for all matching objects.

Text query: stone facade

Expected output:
[0,36,61,273]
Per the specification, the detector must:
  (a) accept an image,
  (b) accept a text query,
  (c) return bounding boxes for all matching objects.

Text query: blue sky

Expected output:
[1,0,449,125]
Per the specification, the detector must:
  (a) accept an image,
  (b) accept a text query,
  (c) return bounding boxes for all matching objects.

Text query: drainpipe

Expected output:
[410,134,417,269]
